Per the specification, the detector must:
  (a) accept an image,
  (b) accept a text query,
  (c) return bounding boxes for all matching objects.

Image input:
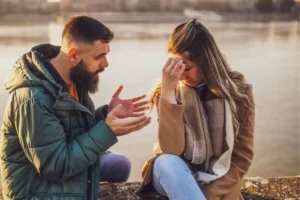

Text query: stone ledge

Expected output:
[98,176,299,200]
[0,176,298,199]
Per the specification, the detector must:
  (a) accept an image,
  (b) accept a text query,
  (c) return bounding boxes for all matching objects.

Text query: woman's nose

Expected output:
[180,73,186,81]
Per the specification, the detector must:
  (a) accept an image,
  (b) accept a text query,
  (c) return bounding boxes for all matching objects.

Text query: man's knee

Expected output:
[100,153,131,182]
[114,154,131,174]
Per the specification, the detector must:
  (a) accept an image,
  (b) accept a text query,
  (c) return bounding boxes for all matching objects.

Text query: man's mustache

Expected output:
[93,68,105,76]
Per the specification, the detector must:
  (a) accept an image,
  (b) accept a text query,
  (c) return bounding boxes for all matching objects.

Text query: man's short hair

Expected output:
[62,15,114,44]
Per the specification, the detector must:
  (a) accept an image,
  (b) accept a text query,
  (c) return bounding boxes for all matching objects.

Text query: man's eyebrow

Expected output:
[95,50,110,58]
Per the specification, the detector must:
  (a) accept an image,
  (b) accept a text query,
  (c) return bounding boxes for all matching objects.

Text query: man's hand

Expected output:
[108,85,149,118]
[105,104,151,136]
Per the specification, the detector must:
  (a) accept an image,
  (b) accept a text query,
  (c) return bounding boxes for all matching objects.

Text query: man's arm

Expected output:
[15,97,117,181]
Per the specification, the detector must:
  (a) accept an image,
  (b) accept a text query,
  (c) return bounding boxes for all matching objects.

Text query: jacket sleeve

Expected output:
[157,98,185,156]
[202,85,255,199]
[14,97,118,181]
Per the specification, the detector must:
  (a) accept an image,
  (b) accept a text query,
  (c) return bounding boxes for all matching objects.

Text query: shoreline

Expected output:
[0,20,298,43]
[0,11,298,25]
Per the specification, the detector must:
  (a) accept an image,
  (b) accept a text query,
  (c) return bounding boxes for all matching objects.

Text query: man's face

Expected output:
[70,40,110,93]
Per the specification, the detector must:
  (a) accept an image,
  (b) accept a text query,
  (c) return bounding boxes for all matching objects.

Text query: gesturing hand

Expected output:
[105,104,151,136]
[108,85,150,119]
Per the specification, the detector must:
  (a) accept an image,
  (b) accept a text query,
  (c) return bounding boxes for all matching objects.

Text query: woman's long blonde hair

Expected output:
[150,19,254,133]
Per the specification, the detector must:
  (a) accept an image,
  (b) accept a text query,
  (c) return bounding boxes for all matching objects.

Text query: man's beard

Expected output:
[69,60,103,94]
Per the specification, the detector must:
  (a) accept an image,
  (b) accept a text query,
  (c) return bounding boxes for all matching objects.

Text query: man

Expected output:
[0,15,151,199]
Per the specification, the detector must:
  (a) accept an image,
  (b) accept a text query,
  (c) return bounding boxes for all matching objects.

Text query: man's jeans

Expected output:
[99,152,131,182]
[152,154,207,200]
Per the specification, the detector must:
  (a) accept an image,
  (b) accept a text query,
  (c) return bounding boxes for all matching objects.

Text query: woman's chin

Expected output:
[182,82,195,87]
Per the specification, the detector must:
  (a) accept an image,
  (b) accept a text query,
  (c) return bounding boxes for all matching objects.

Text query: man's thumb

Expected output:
[108,104,122,118]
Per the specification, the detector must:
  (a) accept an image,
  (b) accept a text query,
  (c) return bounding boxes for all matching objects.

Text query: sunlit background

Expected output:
[0,0,299,182]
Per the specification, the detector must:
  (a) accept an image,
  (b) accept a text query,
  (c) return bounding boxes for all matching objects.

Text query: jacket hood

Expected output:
[4,44,62,94]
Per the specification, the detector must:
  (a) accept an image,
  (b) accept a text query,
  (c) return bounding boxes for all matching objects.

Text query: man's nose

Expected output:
[101,57,109,68]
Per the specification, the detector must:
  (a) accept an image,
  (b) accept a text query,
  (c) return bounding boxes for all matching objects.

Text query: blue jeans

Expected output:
[152,154,206,200]
[99,152,131,182]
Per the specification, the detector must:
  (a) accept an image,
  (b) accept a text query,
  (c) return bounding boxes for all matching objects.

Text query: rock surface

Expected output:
[0,176,298,199]
[97,176,299,199]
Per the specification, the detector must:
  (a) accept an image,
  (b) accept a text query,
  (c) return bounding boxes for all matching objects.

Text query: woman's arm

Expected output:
[157,97,185,156]
[155,57,186,156]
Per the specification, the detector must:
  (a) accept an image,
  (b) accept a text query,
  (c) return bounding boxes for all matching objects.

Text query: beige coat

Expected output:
[137,84,255,200]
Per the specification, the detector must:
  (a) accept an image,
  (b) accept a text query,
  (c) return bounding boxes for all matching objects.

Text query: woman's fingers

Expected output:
[162,58,173,71]
[165,57,180,73]
[171,59,183,76]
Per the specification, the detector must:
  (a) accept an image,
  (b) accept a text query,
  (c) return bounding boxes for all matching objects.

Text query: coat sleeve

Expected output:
[14,97,118,181]
[202,85,255,200]
[157,98,185,156]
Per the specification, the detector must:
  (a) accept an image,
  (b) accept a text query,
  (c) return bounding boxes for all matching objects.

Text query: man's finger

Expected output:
[112,85,123,98]
[134,106,150,113]
[130,113,145,117]
[131,95,147,103]
[119,115,147,127]
[107,104,122,119]
[125,117,151,133]
[133,100,149,108]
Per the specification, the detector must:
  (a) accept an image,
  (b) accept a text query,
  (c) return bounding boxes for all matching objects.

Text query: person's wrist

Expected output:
[107,105,111,113]
[161,88,176,103]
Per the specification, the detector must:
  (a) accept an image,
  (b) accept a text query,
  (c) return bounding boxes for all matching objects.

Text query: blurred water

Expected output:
[0,21,299,181]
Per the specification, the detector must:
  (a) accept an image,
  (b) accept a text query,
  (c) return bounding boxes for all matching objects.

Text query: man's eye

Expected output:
[185,68,191,71]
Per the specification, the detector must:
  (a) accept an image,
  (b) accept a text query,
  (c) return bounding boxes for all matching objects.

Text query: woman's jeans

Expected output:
[152,154,206,200]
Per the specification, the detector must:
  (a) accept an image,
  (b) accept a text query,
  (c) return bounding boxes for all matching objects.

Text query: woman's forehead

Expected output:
[181,51,192,60]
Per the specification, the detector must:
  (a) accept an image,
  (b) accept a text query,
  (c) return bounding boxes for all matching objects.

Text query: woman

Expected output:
[137,19,255,200]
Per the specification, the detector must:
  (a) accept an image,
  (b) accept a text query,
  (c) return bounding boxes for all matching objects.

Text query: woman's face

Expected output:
[177,51,204,87]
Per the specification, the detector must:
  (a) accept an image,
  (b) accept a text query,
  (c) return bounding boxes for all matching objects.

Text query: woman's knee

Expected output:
[153,154,188,178]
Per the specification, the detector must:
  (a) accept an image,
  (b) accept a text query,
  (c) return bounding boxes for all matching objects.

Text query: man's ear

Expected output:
[68,48,80,64]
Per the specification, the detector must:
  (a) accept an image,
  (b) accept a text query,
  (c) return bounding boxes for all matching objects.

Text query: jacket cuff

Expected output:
[95,105,109,122]
[89,120,118,150]
[159,97,184,116]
